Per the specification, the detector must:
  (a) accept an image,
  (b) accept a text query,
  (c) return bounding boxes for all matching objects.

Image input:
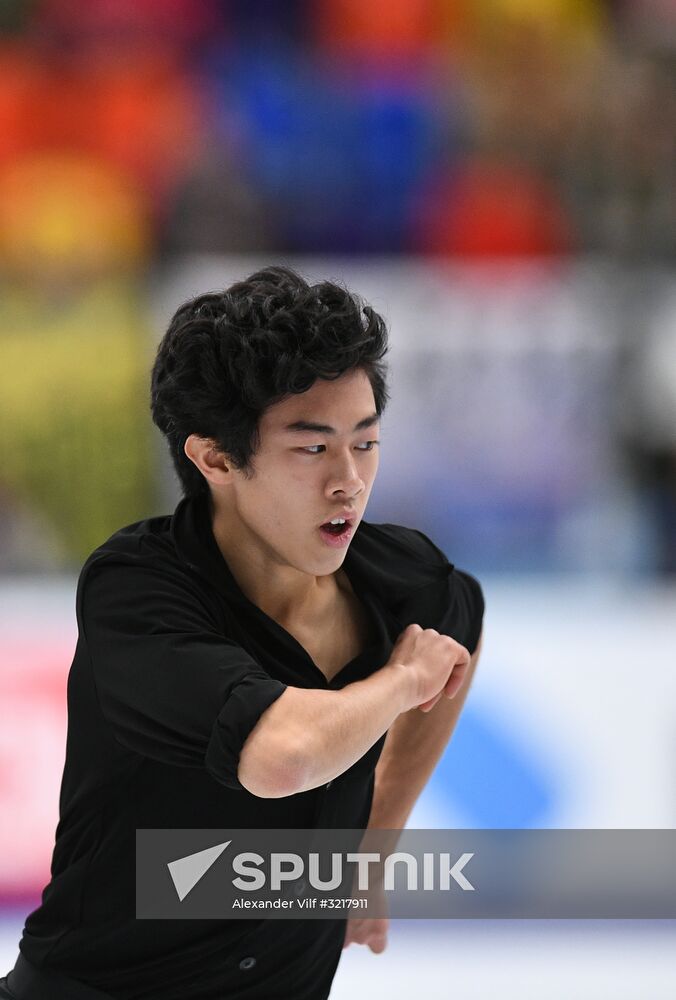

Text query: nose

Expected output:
[327,451,365,499]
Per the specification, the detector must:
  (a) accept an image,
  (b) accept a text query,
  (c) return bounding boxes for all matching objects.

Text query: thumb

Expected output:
[392,622,420,651]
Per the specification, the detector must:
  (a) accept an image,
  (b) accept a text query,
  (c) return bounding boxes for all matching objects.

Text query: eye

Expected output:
[299,441,380,455]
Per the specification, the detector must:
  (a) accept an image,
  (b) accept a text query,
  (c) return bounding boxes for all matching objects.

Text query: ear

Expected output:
[184,434,231,488]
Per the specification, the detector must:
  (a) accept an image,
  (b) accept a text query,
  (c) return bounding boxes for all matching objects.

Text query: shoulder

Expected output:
[353,519,484,654]
[78,512,176,588]
[352,518,458,596]
[82,512,173,564]
[351,520,450,590]
[360,520,451,566]
[76,512,218,627]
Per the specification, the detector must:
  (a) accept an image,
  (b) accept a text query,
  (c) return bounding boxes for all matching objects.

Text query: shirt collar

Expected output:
[170,491,452,610]
[170,491,248,605]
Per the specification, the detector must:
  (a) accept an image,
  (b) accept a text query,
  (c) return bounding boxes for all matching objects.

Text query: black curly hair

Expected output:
[150,265,390,498]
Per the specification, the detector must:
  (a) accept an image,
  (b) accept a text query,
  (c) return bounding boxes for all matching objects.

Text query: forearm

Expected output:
[368,635,481,830]
[238,662,414,797]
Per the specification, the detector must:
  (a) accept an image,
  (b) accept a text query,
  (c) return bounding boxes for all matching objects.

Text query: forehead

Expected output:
[263,370,377,432]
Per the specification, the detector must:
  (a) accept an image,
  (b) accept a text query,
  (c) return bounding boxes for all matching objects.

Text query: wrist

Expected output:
[385,660,417,715]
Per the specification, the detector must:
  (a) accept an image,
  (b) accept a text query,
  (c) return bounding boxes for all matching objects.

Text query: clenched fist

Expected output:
[387,623,471,714]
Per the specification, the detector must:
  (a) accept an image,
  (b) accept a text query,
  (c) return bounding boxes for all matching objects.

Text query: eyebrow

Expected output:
[282,412,380,435]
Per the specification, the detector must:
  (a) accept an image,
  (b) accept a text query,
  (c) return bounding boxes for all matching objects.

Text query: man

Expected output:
[0,265,484,999]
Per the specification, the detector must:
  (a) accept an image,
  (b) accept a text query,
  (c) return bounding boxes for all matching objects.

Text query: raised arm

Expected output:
[237,663,411,797]
[237,623,471,797]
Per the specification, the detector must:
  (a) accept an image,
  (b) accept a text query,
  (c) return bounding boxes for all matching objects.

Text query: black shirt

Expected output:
[16,493,484,1000]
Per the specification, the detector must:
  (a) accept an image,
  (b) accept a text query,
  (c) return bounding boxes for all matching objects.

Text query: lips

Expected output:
[318,519,355,547]
[318,510,357,528]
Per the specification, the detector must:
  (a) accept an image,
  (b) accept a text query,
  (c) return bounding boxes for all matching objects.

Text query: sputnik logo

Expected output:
[167,841,232,902]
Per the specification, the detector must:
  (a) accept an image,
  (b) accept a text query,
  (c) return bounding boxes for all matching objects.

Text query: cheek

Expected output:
[284,461,324,496]
[259,479,312,528]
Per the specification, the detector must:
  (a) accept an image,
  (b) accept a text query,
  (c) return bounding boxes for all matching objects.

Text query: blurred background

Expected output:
[0,1,674,997]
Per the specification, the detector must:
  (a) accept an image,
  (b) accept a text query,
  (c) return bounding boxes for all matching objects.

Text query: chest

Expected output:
[283,588,375,684]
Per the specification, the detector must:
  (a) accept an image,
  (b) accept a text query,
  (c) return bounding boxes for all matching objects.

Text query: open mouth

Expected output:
[320,518,352,535]
[318,518,354,546]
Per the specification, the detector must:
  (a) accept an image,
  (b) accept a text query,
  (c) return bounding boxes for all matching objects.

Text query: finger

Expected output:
[398,622,420,640]
[367,922,389,953]
[418,692,439,712]
[418,691,443,712]
[368,935,388,954]
[456,643,471,668]
[444,663,468,699]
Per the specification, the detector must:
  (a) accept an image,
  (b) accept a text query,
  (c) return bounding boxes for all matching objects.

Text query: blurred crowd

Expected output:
[0,0,673,261]
[0,0,674,573]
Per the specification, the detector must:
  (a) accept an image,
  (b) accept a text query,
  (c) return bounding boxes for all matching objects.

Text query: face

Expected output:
[224,368,380,575]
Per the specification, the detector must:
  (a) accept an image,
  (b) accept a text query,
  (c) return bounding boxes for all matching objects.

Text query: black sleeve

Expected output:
[77,557,288,792]
[398,528,485,653]
[405,527,485,654]
[386,525,484,653]
[448,568,485,655]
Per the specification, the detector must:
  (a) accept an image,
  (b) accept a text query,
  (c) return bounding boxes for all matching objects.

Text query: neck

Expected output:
[207,490,341,625]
